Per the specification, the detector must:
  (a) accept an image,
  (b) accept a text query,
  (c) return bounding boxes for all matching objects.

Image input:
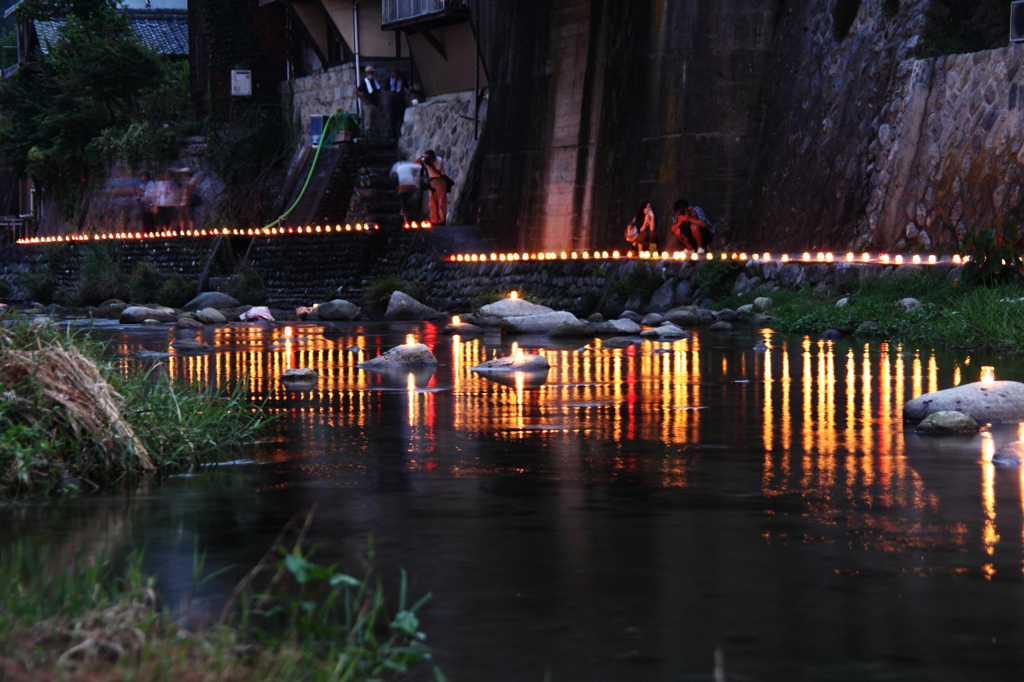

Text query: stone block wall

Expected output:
[291,65,359,138]
[397,92,488,224]
[864,45,1024,250]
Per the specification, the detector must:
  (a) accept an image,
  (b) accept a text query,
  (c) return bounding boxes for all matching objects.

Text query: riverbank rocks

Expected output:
[478,298,553,318]
[754,297,773,311]
[994,442,1024,465]
[898,298,922,311]
[664,310,699,327]
[715,309,739,322]
[176,316,204,330]
[821,329,842,341]
[641,313,664,327]
[443,321,484,335]
[708,321,733,332]
[317,299,359,321]
[502,311,579,334]
[594,318,642,335]
[602,337,636,349]
[472,352,550,372]
[619,311,643,323]
[183,292,240,312]
[915,410,980,434]
[281,367,319,390]
[172,340,212,353]
[646,280,675,313]
[904,381,1024,423]
[641,324,690,339]
[384,292,441,321]
[358,343,438,368]
[121,305,177,324]
[547,318,593,338]
[195,307,227,324]
[836,298,851,308]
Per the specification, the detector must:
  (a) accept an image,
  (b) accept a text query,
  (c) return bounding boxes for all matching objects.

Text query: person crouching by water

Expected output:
[670,198,711,253]
[625,200,657,252]
[391,159,420,224]
[416,150,447,226]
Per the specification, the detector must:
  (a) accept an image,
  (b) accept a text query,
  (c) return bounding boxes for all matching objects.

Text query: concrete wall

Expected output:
[476,0,781,253]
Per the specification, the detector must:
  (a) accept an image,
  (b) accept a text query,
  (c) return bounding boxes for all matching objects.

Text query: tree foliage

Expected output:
[0,0,168,217]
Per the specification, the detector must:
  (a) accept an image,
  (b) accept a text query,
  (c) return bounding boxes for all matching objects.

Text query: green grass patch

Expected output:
[719,273,1024,352]
[0,520,443,681]
[0,320,265,498]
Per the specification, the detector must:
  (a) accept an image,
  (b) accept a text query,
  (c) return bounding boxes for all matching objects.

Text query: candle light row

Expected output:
[448,250,965,264]
[16,223,380,245]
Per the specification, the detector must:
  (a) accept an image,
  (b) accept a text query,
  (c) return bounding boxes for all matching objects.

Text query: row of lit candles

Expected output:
[403,221,433,229]
[16,223,381,244]
[448,250,969,264]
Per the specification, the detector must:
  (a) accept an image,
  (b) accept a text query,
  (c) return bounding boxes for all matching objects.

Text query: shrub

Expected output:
[832,0,862,40]
[76,243,128,306]
[959,219,1024,286]
[226,260,266,305]
[692,260,745,302]
[608,262,663,301]
[156,273,195,308]
[127,261,165,304]
[20,269,57,304]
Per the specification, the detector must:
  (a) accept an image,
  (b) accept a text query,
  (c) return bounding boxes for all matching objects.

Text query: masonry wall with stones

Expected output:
[290,65,359,138]
[863,45,1024,250]
[397,92,488,224]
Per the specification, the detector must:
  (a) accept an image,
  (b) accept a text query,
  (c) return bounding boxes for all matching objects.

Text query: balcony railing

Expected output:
[382,0,466,26]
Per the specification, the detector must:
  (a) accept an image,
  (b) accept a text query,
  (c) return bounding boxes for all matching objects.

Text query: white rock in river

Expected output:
[903,381,1024,423]
[478,298,554,318]
[195,307,227,324]
[121,305,177,324]
[384,291,441,321]
[471,352,550,372]
[994,441,1024,465]
[501,311,579,334]
[358,343,438,368]
[593,318,642,335]
[281,367,319,389]
[640,323,690,339]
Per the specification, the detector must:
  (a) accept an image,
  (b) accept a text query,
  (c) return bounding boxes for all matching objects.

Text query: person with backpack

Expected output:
[670,198,712,252]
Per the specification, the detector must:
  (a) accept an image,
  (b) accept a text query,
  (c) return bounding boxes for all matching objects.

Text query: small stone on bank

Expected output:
[994,442,1024,465]
[708,321,733,332]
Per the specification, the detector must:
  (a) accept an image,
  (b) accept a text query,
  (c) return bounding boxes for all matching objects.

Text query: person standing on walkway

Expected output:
[386,69,408,141]
[356,66,382,140]
[391,159,420,224]
[416,150,448,225]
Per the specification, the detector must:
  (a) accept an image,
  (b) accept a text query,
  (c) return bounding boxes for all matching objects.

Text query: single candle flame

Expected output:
[406,334,416,346]
[981,366,995,384]
[452,315,461,325]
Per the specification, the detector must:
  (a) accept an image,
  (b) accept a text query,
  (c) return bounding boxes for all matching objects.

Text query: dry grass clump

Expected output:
[0,319,264,497]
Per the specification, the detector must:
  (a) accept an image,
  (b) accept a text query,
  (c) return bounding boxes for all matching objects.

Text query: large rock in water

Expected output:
[121,306,177,324]
[195,307,227,324]
[317,299,359,321]
[501,311,579,334]
[593,318,642,335]
[183,292,241,312]
[904,381,1024,423]
[384,292,440,321]
[640,323,690,339]
[478,298,554,318]
[358,343,438,368]
[280,367,318,390]
[547,318,593,338]
[472,352,550,372]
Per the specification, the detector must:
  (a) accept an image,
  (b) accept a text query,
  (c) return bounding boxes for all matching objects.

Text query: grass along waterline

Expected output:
[0,319,265,498]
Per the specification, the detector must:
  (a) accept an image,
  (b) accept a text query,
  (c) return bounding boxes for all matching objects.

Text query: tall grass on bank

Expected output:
[0,513,444,681]
[0,320,264,497]
[720,273,1024,352]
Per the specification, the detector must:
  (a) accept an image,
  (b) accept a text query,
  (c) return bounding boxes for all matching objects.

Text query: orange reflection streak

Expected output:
[762,343,774,492]
[982,432,999,558]
[928,353,938,395]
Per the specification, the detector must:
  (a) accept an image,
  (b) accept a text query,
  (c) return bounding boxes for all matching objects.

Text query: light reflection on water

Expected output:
[12,322,1024,680]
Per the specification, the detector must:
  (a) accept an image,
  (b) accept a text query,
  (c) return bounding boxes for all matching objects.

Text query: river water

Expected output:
[4,321,1024,681]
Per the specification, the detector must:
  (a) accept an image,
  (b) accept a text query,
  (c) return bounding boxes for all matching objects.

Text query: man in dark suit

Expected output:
[386,69,408,142]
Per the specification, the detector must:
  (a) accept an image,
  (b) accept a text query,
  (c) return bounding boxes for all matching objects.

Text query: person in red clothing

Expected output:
[416,150,447,225]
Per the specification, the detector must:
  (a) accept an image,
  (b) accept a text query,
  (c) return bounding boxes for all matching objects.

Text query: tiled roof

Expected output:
[35,9,188,57]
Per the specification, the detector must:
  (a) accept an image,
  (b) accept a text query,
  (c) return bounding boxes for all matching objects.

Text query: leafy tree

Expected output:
[0,0,165,218]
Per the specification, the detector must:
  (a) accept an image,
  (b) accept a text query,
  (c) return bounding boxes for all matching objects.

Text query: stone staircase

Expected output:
[345,142,404,229]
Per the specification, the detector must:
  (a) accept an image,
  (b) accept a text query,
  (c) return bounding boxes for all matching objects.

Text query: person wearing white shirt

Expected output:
[390,160,420,223]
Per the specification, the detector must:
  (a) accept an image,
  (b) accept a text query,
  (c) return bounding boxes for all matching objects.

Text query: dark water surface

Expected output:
[5,321,1024,681]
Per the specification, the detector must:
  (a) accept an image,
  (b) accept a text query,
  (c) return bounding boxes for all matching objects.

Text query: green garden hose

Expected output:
[263,111,363,229]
